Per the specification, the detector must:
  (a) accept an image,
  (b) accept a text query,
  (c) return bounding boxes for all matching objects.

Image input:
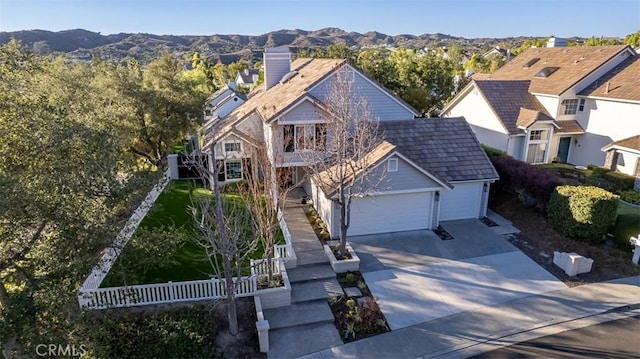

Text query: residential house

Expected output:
[602,135,640,187]
[442,40,640,169]
[201,47,497,237]
[203,84,247,122]
[235,68,261,88]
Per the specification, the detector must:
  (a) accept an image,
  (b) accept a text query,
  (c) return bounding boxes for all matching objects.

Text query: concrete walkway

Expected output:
[265,187,343,359]
[299,275,640,359]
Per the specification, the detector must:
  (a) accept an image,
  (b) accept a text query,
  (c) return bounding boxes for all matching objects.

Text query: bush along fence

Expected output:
[78,175,297,310]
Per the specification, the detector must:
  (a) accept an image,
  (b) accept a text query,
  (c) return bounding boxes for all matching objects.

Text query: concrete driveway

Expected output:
[349,219,567,330]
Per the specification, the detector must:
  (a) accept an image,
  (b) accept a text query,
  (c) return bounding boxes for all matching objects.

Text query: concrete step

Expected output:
[268,322,342,359]
[291,278,343,303]
[297,249,329,266]
[264,300,334,329]
[287,263,336,283]
[293,240,324,253]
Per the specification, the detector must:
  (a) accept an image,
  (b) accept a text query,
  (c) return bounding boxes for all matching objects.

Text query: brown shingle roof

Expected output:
[475,80,552,135]
[379,118,499,182]
[602,135,640,152]
[478,45,629,95]
[578,55,640,102]
[203,58,345,148]
[516,108,554,129]
[317,141,397,196]
[555,120,585,134]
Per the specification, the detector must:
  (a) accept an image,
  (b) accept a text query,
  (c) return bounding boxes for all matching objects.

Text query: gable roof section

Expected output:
[479,45,630,96]
[602,135,640,154]
[578,55,640,102]
[379,118,499,182]
[475,80,552,135]
[516,108,554,129]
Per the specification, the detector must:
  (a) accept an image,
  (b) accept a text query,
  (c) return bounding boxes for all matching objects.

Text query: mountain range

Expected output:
[0,28,593,64]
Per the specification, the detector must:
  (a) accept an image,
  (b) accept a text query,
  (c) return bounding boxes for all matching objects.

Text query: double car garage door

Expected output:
[348,192,433,236]
[346,183,484,237]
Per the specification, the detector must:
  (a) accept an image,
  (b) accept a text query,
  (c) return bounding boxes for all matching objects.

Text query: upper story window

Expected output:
[224,142,241,153]
[283,124,327,152]
[578,98,585,112]
[561,99,579,115]
[387,158,398,172]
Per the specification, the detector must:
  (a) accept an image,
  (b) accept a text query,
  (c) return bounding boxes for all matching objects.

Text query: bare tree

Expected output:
[188,152,258,336]
[236,146,291,283]
[303,70,385,257]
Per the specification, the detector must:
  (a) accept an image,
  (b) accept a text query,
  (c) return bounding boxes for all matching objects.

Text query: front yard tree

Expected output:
[0,40,151,353]
[189,156,258,336]
[305,70,383,256]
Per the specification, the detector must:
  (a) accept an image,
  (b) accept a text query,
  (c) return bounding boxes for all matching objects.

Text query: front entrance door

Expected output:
[557,137,571,163]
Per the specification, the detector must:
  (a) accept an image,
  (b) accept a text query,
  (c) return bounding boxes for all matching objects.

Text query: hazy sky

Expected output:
[0,0,638,38]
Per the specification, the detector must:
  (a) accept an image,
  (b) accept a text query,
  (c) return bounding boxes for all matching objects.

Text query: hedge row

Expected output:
[548,185,619,243]
[490,155,561,211]
[587,164,635,193]
[620,189,640,205]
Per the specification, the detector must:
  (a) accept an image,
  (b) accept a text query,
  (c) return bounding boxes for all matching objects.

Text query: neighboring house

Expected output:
[235,68,260,87]
[203,84,247,122]
[201,47,497,237]
[602,135,640,187]
[442,41,640,168]
[482,46,513,61]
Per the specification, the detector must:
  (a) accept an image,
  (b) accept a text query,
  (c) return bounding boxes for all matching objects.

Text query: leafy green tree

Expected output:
[512,38,545,55]
[0,40,155,355]
[624,31,640,47]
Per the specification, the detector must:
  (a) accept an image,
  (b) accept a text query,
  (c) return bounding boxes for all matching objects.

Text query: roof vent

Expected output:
[535,66,559,78]
[523,58,540,68]
[279,70,299,84]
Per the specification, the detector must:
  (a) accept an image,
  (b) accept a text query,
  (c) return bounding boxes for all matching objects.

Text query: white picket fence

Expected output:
[77,177,298,310]
[78,259,282,310]
[276,209,297,268]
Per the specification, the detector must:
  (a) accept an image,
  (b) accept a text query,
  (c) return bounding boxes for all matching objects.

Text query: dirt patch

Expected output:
[493,196,638,287]
[215,298,265,359]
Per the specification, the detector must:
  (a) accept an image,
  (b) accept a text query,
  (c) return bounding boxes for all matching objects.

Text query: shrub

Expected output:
[490,155,561,211]
[587,164,610,177]
[548,185,619,243]
[481,144,507,158]
[620,189,640,205]
[603,171,636,192]
[84,305,220,358]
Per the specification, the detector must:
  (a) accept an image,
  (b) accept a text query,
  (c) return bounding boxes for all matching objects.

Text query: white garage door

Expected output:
[347,192,433,236]
[439,182,483,221]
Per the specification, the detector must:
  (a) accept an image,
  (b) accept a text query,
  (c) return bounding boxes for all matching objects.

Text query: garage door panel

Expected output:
[439,183,482,221]
[348,192,432,236]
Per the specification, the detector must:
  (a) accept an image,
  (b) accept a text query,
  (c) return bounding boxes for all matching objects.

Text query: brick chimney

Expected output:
[263,47,291,90]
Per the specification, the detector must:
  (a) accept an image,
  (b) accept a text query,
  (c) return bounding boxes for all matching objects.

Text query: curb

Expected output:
[428,304,640,359]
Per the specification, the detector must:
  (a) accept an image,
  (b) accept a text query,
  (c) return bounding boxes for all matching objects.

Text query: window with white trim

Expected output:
[527,129,549,164]
[224,142,241,153]
[225,160,242,179]
[561,99,579,115]
[283,124,327,152]
[387,158,398,172]
[578,98,585,112]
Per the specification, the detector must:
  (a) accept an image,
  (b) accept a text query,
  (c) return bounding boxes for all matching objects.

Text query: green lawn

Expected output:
[613,200,640,248]
[102,180,284,287]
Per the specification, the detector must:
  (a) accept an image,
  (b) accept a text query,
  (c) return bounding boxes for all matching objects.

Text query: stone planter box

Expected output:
[324,243,360,273]
[255,268,291,309]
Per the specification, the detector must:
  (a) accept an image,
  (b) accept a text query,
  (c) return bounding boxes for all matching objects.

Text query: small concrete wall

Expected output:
[254,296,270,353]
[553,251,593,277]
[255,261,292,309]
